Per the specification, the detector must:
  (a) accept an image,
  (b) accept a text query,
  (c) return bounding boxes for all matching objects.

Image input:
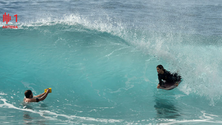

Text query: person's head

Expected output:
[156,65,165,74]
[24,90,33,98]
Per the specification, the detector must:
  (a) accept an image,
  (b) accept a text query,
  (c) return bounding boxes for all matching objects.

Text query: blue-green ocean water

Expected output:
[1,0,222,124]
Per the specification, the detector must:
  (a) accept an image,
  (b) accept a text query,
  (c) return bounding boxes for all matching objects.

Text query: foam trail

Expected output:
[0,98,122,123]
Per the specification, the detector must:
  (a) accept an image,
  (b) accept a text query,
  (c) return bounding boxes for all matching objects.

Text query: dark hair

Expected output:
[157,65,164,70]
[24,90,32,98]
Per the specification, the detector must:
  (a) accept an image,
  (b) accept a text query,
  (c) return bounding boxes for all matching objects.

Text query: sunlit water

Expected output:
[0,0,222,124]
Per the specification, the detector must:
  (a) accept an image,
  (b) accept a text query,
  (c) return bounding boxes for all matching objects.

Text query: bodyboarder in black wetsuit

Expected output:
[156,65,181,88]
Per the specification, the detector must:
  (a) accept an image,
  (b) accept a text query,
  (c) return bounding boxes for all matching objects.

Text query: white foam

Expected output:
[134,31,222,103]
[0,93,7,95]
[0,98,121,123]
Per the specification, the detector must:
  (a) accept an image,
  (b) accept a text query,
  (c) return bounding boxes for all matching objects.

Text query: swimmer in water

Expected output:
[24,89,50,102]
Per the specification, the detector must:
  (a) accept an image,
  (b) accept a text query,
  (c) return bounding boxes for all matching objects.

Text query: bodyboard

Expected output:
[158,80,182,90]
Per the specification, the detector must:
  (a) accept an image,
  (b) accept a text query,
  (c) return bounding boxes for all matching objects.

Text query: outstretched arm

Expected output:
[34,92,45,98]
[38,89,50,101]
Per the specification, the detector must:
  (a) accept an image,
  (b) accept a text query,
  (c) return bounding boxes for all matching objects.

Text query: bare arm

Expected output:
[38,89,50,101]
[34,92,45,98]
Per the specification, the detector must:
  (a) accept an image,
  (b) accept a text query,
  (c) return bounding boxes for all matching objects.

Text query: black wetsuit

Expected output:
[158,70,181,87]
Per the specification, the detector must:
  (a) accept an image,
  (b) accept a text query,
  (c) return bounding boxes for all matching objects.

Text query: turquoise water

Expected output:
[1,0,222,124]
